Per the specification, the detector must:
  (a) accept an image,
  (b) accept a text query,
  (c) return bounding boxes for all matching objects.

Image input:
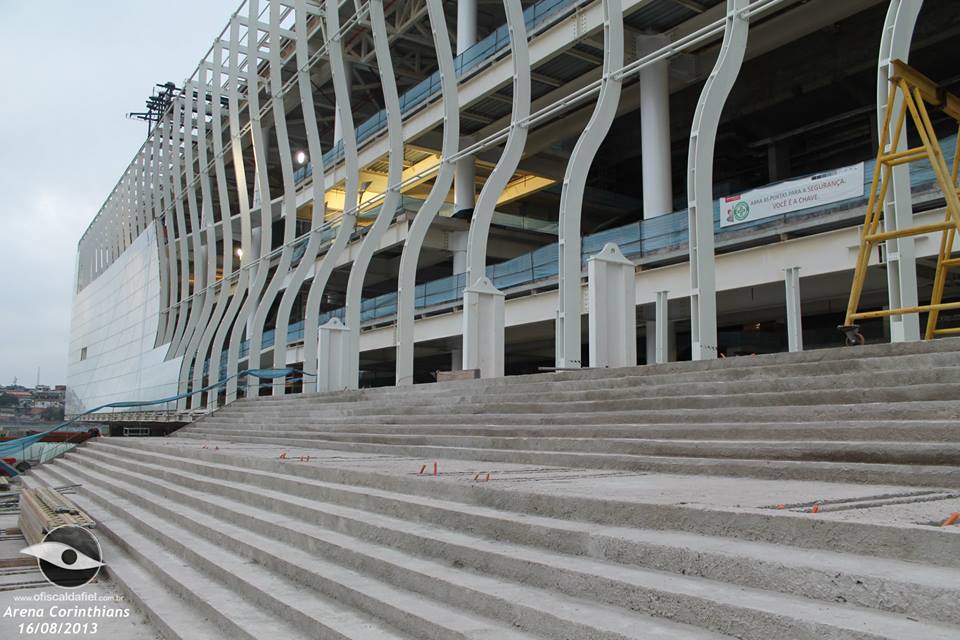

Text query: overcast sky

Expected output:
[0,1,238,387]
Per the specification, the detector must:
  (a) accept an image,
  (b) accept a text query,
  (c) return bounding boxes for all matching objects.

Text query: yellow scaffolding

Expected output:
[841,60,960,345]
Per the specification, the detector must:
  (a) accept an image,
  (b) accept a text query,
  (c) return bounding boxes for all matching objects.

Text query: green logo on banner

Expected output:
[733,201,750,221]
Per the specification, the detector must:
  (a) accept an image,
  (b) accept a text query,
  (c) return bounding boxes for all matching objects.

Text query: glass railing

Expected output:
[221,133,957,364]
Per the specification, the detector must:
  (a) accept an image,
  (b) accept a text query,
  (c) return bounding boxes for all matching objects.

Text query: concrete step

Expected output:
[27,467,325,640]
[220,365,960,413]
[76,442,960,627]
[186,420,960,442]
[175,427,960,465]
[238,338,960,406]
[55,450,727,640]
[48,456,553,640]
[196,400,960,425]
[96,440,960,568]
[24,467,228,640]
[173,429,960,487]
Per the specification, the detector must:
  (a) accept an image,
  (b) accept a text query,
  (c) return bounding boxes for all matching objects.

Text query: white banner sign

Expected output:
[719,163,864,227]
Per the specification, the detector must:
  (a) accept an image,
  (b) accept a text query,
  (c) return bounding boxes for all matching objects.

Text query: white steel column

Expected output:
[333,61,353,144]
[784,266,803,352]
[343,0,403,389]
[462,0,530,378]
[219,12,255,405]
[395,0,459,386]
[878,0,923,342]
[639,34,673,219]
[556,0,623,369]
[687,0,749,361]
[194,43,235,409]
[588,243,636,368]
[227,0,275,402]
[275,0,328,392]
[251,0,300,396]
[306,0,360,391]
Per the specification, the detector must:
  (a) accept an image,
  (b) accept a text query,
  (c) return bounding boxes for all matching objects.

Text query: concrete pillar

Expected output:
[639,34,673,219]
[454,0,477,220]
[462,277,504,378]
[645,290,674,364]
[784,266,803,352]
[767,142,791,182]
[588,244,637,368]
[318,317,349,391]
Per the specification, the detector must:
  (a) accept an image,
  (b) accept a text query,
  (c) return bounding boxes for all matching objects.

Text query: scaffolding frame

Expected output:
[841,60,960,345]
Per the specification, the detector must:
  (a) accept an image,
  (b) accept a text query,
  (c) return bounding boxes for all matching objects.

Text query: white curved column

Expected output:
[174,79,207,362]
[178,69,220,409]
[227,0,275,402]
[192,43,235,409]
[395,0,459,386]
[461,0,530,377]
[149,119,173,347]
[248,0,299,396]
[273,0,328,392]
[556,0,623,370]
[168,96,193,357]
[342,0,403,390]
[303,0,360,391]
[160,110,182,351]
[687,0,749,361]
[879,0,923,342]
[213,14,255,407]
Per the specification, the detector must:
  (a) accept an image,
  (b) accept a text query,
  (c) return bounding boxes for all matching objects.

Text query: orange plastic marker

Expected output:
[943,512,960,527]
[419,464,427,475]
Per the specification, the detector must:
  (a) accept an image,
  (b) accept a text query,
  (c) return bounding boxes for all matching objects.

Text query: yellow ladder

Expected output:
[841,60,960,344]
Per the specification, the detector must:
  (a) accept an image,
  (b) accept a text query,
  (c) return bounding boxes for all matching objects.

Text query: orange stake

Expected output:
[433,462,438,477]
[485,472,491,482]
[810,503,820,514]
[942,512,960,527]
[419,464,427,475]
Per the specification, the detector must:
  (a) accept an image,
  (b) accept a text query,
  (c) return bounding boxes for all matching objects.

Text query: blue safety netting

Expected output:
[0,368,313,477]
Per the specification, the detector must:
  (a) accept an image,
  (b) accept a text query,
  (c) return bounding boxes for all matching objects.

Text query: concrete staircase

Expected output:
[25,338,960,639]
[188,338,960,487]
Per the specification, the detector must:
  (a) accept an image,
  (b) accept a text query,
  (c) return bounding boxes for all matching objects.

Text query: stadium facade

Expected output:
[66,0,959,415]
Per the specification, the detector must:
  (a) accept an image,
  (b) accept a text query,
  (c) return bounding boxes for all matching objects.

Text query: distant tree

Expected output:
[0,394,17,408]
[41,406,64,422]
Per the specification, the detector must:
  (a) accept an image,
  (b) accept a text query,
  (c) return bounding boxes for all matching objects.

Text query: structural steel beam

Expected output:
[248,0,301,396]
[303,0,360,391]
[191,45,236,409]
[395,0,459,386]
[686,0,749,361]
[462,0,530,377]
[213,13,255,408]
[273,0,329,393]
[878,0,923,343]
[343,0,403,389]
[556,0,623,370]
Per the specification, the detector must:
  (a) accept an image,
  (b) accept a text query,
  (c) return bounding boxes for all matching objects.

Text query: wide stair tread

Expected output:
[80,442,960,627]
[55,453,726,640]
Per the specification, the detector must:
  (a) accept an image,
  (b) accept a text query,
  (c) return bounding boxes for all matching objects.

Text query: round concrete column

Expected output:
[640,54,672,218]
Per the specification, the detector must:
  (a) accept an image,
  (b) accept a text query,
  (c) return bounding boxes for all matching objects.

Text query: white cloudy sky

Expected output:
[0,1,238,387]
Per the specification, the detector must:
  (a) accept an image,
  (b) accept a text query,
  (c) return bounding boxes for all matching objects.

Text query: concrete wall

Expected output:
[66,224,181,415]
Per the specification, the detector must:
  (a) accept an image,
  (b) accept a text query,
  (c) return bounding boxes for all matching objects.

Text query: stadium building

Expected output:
[66,0,960,415]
